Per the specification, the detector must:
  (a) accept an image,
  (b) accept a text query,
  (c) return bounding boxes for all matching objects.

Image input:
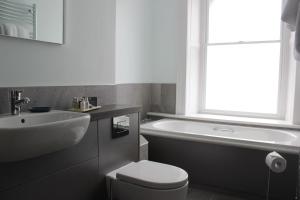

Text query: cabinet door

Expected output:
[0,121,98,192]
[98,113,139,198]
[0,158,100,200]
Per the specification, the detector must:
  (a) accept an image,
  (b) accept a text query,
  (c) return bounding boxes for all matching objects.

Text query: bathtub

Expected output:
[141,119,300,199]
[140,119,300,154]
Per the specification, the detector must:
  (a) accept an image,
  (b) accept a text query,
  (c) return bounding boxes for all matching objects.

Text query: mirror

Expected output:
[0,0,63,44]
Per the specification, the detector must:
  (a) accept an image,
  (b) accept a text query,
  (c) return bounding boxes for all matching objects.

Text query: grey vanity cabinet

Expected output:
[0,110,140,200]
[0,158,100,200]
[0,121,100,200]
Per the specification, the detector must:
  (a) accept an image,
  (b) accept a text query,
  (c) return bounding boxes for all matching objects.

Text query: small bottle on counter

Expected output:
[80,97,86,111]
[72,97,80,109]
[80,97,91,111]
[85,97,90,109]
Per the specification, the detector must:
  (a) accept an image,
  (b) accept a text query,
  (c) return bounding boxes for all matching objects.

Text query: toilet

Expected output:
[106,160,189,200]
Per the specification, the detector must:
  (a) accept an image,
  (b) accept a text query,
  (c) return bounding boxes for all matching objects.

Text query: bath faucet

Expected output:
[10,90,30,115]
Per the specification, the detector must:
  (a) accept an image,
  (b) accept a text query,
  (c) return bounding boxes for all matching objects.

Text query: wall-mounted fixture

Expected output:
[112,115,130,139]
[0,0,64,44]
[10,90,30,115]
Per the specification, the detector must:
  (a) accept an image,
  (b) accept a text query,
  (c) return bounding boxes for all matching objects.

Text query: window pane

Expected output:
[205,43,280,114]
[208,0,281,43]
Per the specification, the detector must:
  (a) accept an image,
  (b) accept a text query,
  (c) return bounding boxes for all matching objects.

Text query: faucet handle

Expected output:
[10,90,23,97]
[9,90,24,102]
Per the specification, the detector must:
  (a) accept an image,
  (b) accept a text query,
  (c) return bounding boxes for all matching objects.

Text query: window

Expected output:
[195,0,288,118]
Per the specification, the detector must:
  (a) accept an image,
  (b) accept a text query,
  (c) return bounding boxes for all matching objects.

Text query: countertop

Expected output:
[87,105,142,121]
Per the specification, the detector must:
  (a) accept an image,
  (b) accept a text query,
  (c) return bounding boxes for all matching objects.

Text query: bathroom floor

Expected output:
[187,186,262,200]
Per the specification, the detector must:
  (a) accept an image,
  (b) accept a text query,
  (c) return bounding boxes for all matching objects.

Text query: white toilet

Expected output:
[106,160,189,200]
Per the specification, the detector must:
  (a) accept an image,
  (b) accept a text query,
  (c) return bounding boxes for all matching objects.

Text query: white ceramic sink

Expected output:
[0,110,90,162]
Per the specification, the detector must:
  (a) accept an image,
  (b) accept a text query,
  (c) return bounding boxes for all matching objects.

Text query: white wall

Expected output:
[0,0,116,87]
[152,0,187,83]
[0,0,187,86]
[115,0,187,84]
[115,0,153,84]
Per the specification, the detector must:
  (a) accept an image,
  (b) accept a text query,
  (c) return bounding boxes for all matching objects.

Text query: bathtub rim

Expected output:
[140,119,300,154]
[146,112,300,131]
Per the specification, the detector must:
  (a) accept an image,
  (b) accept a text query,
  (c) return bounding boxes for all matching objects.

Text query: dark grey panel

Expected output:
[98,113,140,198]
[151,83,176,114]
[187,186,264,200]
[0,121,98,191]
[0,85,115,113]
[98,113,139,172]
[84,85,117,107]
[0,84,152,118]
[145,135,298,200]
[0,107,141,200]
[0,88,9,114]
[0,158,100,200]
[268,160,299,200]
[116,84,152,119]
[0,83,176,118]
[89,105,141,121]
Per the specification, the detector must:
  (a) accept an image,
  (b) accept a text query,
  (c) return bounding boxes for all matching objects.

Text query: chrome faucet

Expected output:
[10,90,30,115]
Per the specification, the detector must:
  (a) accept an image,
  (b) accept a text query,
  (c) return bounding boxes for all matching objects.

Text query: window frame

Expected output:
[197,0,289,120]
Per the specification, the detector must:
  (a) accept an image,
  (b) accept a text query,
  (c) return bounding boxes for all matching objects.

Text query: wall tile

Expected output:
[116,84,152,119]
[151,83,176,114]
[0,83,177,119]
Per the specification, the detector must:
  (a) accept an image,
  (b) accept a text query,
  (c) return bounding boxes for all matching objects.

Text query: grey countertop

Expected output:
[87,104,142,121]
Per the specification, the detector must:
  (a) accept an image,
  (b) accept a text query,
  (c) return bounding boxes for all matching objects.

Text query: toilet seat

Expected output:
[116,160,188,190]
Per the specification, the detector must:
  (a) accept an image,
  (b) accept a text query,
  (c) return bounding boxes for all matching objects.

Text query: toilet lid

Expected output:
[116,160,188,190]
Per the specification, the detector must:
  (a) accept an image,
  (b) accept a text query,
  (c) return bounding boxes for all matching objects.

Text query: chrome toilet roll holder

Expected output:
[265,151,289,200]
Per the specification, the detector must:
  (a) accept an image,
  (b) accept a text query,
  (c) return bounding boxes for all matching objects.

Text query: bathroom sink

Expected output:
[0,110,90,162]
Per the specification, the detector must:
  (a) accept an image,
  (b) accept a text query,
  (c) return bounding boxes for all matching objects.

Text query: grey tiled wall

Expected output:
[0,83,176,119]
[151,84,176,114]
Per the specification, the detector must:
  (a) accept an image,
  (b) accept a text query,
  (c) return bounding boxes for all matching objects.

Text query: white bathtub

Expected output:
[140,119,300,154]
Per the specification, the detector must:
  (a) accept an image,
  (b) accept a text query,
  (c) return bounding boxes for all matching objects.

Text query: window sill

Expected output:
[147,112,300,130]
